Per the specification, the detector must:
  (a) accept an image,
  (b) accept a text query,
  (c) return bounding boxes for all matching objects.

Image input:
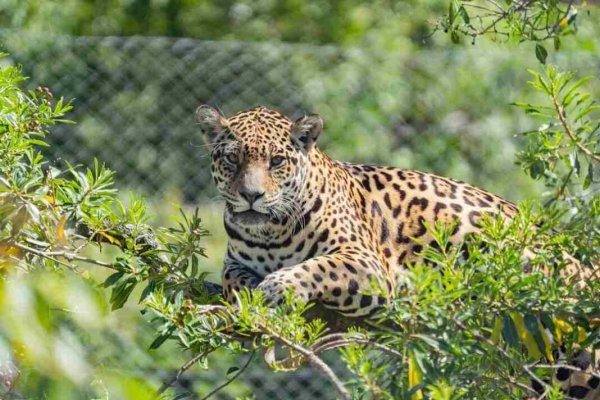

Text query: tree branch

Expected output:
[9,241,119,270]
[261,325,351,400]
[551,94,600,163]
[199,351,256,400]
[192,304,352,399]
[157,350,210,395]
[310,334,404,359]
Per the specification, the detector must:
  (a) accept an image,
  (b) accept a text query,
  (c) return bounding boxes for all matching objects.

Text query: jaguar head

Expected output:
[196,105,322,227]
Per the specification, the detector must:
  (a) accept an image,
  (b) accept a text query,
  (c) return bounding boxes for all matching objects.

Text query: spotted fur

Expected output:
[197,105,598,399]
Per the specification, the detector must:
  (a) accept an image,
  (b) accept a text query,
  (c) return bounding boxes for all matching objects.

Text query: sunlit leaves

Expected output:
[515,65,600,265]
[516,66,599,197]
[442,0,580,50]
[362,205,599,398]
[0,58,220,396]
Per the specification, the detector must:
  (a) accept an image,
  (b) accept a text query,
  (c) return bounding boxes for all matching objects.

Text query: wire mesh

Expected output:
[1,31,343,203]
[4,30,599,206]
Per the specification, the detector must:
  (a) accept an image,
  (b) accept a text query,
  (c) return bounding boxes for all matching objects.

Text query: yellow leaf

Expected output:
[0,245,22,271]
[559,17,568,27]
[578,327,586,342]
[408,351,423,400]
[0,245,21,257]
[511,313,542,359]
[490,317,502,344]
[11,341,28,362]
[97,231,120,245]
[43,194,56,205]
[57,214,68,246]
[555,318,572,337]
[538,320,554,363]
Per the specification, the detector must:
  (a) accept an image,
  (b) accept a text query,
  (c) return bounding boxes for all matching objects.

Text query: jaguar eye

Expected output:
[224,153,239,165]
[270,156,285,168]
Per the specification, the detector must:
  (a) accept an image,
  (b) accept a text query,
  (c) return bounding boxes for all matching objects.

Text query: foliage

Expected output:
[0,58,228,398]
[1,2,600,400]
[0,55,338,399]
[441,0,581,61]
[0,0,435,46]
[515,66,600,266]
[0,57,158,397]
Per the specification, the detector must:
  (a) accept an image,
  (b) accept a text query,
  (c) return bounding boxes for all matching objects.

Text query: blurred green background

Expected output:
[1,1,600,399]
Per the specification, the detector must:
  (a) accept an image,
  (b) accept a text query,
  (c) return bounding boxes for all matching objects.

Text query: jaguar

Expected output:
[196,105,598,399]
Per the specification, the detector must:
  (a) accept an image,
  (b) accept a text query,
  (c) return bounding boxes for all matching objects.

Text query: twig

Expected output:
[545,0,575,38]
[260,324,352,400]
[10,241,119,270]
[551,94,600,163]
[311,336,404,359]
[6,243,78,272]
[156,350,209,395]
[199,351,256,400]
[527,362,600,380]
[470,0,534,37]
[192,305,351,400]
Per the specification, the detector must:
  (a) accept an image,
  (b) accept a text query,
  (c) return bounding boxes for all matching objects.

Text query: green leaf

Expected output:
[524,315,547,358]
[563,77,592,106]
[535,43,548,64]
[149,325,176,350]
[191,254,199,277]
[27,139,49,147]
[110,278,137,310]
[530,160,545,179]
[457,6,470,24]
[413,334,442,351]
[583,162,593,189]
[448,1,456,25]
[451,30,460,44]
[540,314,556,334]
[103,271,125,288]
[502,314,519,347]
[226,366,240,377]
[139,280,156,302]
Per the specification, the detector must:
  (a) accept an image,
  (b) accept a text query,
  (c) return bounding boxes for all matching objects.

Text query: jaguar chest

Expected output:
[228,228,336,277]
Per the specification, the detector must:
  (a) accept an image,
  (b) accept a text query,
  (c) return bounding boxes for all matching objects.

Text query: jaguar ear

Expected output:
[292,114,323,151]
[196,105,228,144]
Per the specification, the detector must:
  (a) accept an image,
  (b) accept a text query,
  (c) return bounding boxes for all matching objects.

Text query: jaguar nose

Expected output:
[239,188,265,205]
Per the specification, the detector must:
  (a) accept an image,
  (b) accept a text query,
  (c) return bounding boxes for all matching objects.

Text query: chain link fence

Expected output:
[1,31,345,203]
[4,30,600,205]
[176,353,351,400]
[3,31,600,206]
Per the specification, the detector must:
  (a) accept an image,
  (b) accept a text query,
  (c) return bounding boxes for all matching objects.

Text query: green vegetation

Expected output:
[1,1,600,399]
[0,59,240,398]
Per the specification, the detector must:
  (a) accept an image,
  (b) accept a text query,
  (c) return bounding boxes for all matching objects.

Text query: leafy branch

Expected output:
[516,66,600,198]
[441,0,580,44]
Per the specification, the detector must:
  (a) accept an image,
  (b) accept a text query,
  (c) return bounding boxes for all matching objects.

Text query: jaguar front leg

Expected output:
[256,253,391,317]
[221,259,263,304]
